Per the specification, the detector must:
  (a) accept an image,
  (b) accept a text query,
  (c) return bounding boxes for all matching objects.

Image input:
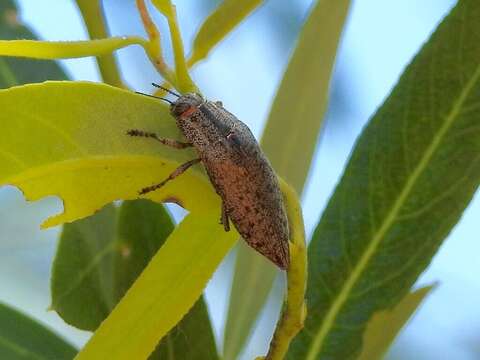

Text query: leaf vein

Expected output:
[304,59,480,360]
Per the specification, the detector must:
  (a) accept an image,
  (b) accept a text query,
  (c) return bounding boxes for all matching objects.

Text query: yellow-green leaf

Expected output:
[0,81,220,228]
[189,0,265,66]
[358,285,435,360]
[224,1,351,357]
[0,37,147,60]
[75,211,237,360]
[151,0,198,93]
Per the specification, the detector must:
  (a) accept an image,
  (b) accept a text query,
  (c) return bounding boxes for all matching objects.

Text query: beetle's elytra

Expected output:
[128,89,290,270]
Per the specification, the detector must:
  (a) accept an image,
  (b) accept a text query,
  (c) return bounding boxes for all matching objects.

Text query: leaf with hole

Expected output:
[0,81,220,228]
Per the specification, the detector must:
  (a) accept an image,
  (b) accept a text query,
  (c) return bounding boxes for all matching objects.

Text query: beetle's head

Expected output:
[170,93,203,118]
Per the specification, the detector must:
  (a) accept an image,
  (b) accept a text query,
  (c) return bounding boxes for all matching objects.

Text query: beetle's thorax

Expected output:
[170,93,236,154]
[170,93,204,119]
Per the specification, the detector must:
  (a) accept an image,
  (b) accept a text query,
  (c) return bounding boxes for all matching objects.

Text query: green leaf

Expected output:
[189,0,265,66]
[289,1,480,358]
[358,285,435,360]
[112,200,176,304]
[224,1,351,357]
[76,212,237,360]
[51,204,118,330]
[0,0,67,87]
[51,199,218,359]
[0,81,220,228]
[0,302,77,360]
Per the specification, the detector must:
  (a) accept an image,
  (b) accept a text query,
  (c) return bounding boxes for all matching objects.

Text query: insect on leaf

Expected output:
[0,81,220,228]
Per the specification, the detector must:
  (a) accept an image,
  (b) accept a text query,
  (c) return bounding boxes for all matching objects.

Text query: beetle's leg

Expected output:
[127,129,192,149]
[220,202,230,232]
[139,158,201,195]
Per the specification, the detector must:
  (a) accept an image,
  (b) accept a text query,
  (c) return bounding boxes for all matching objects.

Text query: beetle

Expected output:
[128,85,290,269]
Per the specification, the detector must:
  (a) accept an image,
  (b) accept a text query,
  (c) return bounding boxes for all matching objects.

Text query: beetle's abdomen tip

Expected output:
[268,244,290,270]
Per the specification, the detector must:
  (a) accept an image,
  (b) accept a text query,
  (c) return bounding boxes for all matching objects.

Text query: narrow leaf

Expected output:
[261,0,351,192]
[0,302,77,360]
[152,299,219,360]
[225,1,351,357]
[75,212,237,360]
[290,1,480,358]
[51,204,118,330]
[189,0,264,65]
[0,37,147,60]
[151,0,198,93]
[358,285,435,360]
[0,81,220,228]
[116,201,218,359]
[51,199,218,359]
[0,0,67,87]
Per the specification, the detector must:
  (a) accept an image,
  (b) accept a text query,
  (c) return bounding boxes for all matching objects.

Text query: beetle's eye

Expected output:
[172,102,189,117]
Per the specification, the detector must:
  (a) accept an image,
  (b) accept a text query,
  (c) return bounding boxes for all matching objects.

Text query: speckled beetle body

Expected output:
[129,92,290,269]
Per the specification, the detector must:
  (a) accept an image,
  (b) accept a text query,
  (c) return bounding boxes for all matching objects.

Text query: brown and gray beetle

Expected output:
[128,87,290,270]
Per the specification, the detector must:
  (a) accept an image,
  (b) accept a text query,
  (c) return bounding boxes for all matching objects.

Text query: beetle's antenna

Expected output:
[135,91,174,105]
[151,83,180,97]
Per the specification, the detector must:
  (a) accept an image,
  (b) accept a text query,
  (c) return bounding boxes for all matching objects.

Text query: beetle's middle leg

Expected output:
[220,202,230,232]
[127,129,192,149]
[139,158,201,195]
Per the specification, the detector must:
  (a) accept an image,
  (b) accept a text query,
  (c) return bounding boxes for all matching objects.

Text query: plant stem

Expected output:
[260,179,307,360]
[136,0,176,87]
[75,0,124,87]
[151,0,198,94]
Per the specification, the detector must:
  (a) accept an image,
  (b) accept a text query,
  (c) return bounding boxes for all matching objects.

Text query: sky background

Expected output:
[1,0,478,359]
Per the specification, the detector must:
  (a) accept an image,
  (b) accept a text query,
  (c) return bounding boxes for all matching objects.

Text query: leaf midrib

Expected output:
[51,241,117,312]
[305,63,480,360]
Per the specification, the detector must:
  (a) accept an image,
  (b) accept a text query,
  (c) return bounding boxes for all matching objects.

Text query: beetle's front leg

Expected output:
[127,129,192,149]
